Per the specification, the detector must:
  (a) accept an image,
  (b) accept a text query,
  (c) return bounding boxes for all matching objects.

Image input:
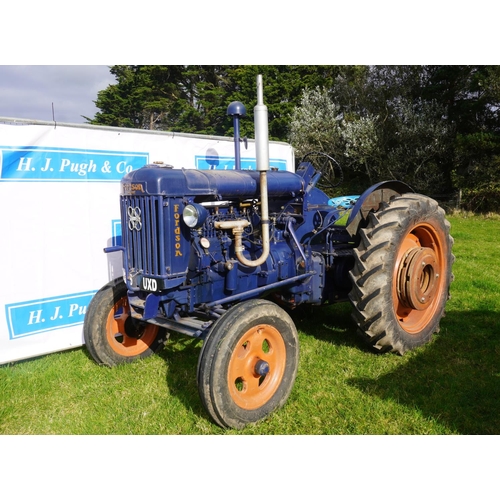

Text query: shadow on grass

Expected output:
[289,301,371,351]
[287,302,500,434]
[157,334,209,422]
[346,309,500,434]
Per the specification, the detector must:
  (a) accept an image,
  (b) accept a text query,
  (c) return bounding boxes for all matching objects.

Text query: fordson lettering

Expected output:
[122,183,145,195]
[174,204,183,257]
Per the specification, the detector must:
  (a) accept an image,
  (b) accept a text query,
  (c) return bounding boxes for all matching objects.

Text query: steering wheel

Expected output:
[300,151,343,190]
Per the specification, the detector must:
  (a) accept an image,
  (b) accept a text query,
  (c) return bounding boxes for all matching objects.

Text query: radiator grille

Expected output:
[121,195,166,277]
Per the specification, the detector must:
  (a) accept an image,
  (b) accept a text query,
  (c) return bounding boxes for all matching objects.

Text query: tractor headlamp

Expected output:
[183,203,208,229]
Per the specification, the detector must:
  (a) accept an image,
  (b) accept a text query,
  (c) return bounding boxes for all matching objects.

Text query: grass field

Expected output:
[1,214,499,435]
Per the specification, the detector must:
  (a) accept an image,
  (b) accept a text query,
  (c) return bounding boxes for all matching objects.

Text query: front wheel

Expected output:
[349,193,454,354]
[197,299,299,429]
[83,278,168,367]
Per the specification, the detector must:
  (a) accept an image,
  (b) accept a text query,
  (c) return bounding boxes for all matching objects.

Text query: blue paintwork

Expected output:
[121,165,305,198]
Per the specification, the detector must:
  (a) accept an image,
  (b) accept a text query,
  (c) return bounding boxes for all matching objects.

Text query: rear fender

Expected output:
[345,180,414,237]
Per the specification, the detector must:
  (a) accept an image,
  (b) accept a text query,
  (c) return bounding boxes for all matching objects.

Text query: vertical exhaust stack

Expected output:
[254,75,270,173]
[250,74,271,266]
[214,74,271,268]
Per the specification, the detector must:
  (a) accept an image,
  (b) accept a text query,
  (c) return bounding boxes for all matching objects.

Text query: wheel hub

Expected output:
[254,359,270,376]
[397,246,440,311]
[123,316,145,339]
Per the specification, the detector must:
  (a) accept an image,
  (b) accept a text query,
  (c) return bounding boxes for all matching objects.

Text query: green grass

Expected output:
[1,214,499,435]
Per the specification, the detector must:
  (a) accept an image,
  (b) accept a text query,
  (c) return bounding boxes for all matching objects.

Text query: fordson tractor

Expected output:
[83,75,454,429]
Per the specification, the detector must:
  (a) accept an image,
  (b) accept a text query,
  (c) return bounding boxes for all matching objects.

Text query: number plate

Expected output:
[140,277,159,292]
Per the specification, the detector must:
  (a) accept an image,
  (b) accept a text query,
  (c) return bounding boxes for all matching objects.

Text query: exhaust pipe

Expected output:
[254,74,270,174]
[215,74,271,268]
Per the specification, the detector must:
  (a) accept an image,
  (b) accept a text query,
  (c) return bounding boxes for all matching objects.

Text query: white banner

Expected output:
[0,119,294,364]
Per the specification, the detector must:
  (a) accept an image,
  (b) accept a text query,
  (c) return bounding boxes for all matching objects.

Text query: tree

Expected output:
[90,66,187,130]
[89,65,346,139]
[223,65,345,140]
[289,86,381,194]
[289,67,453,195]
[421,66,500,209]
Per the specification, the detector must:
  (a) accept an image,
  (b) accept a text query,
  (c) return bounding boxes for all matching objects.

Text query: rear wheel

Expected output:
[197,299,299,429]
[349,193,454,354]
[83,278,168,366]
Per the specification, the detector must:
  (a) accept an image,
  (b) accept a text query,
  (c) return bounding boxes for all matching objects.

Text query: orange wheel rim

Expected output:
[227,324,286,410]
[393,223,447,334]
[106,296,159,356]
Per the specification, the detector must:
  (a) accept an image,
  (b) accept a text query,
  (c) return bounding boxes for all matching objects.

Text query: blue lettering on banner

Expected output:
[195,155,287,171]
[0,146,149,182]
[5,291,97,339]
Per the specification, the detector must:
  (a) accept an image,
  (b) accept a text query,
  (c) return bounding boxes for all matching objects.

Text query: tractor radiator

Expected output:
[121,195,166,277]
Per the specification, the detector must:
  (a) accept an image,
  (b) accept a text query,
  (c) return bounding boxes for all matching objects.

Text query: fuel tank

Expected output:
[121,165,305,199]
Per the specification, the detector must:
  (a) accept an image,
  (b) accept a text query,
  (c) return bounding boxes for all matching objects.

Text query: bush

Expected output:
[460,186,500,213]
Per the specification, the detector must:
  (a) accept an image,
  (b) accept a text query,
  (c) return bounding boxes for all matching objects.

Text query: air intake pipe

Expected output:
[215,74,270,268]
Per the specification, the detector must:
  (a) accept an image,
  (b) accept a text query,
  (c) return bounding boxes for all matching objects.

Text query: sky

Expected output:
[0,66,117,124]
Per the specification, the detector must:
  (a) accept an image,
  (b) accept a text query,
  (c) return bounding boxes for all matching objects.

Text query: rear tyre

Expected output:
[83,278,168,367]
[349,193,454,354]
[197,299,299,429]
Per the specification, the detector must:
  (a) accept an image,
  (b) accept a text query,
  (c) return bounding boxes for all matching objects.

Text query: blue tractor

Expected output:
[83,76,454,429]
